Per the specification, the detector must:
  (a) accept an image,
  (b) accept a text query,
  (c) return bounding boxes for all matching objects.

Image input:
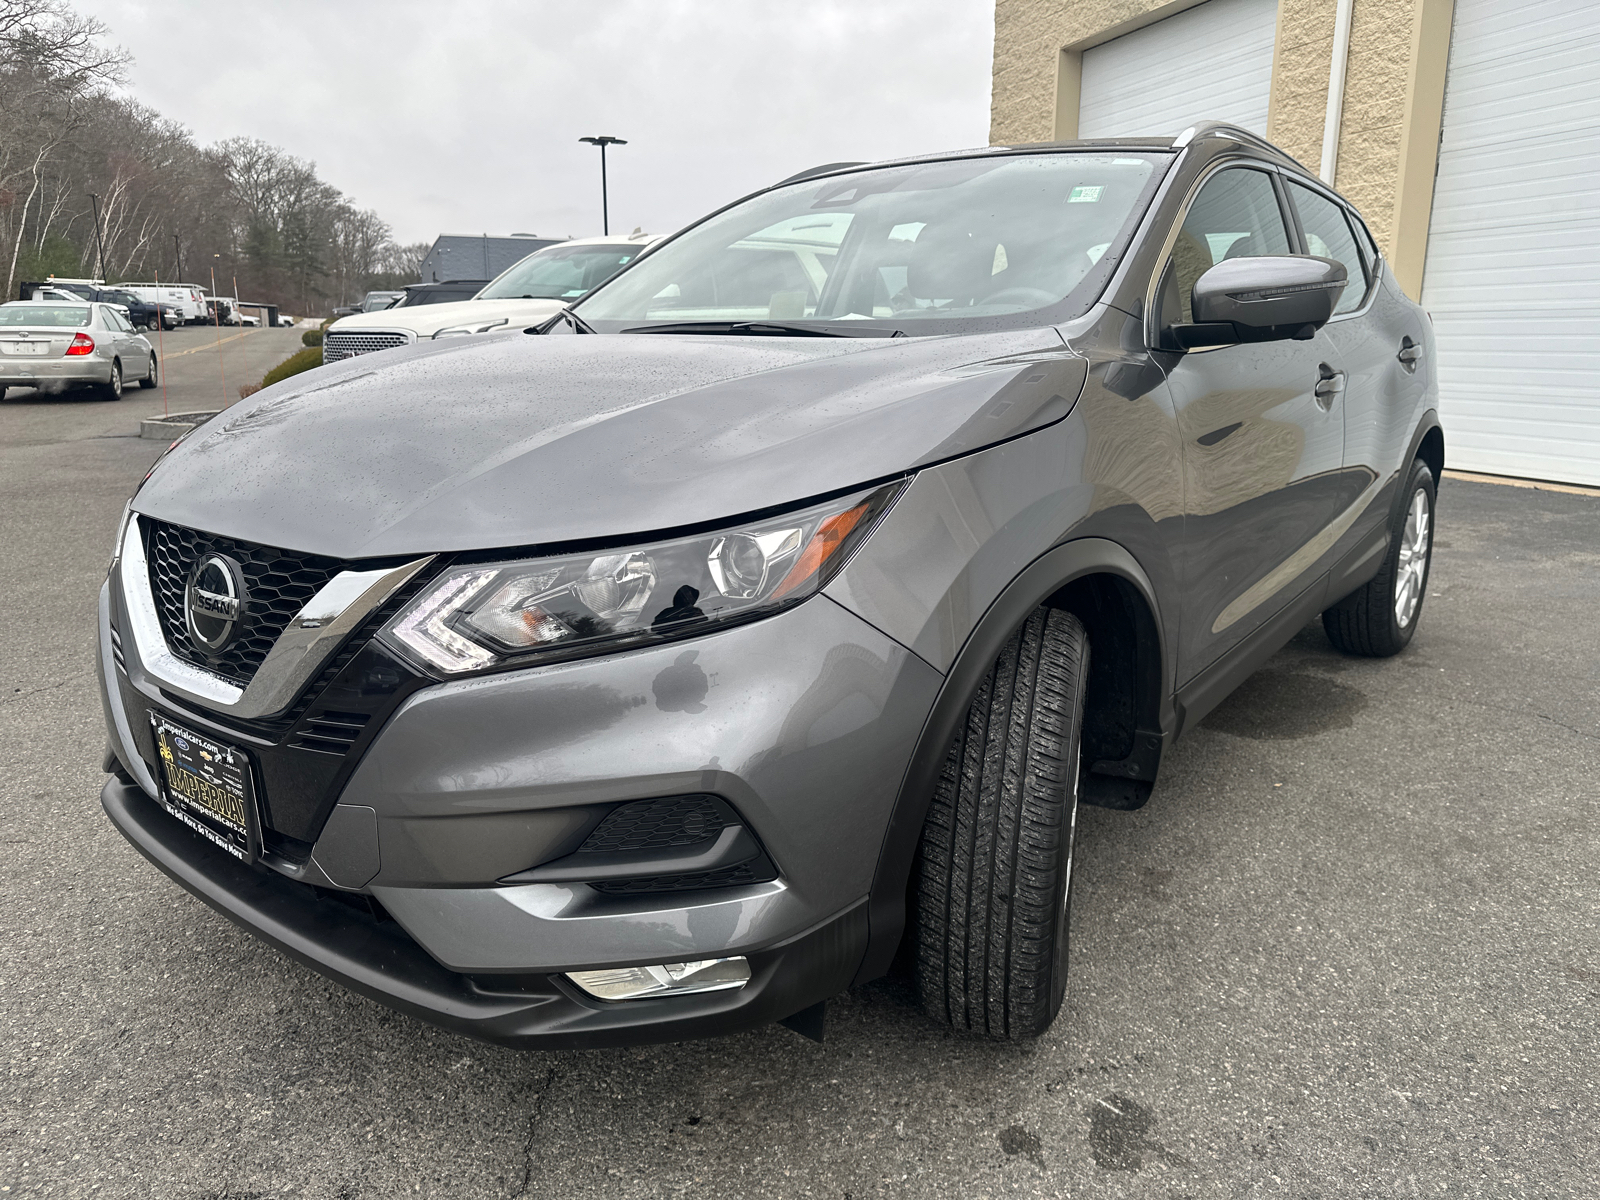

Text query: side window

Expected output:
[1287,181,1369,315]
[1167,167,1292,323]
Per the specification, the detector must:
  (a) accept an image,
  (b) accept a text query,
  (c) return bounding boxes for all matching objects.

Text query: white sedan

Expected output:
[0,300,159,400]
[321,233,659,364]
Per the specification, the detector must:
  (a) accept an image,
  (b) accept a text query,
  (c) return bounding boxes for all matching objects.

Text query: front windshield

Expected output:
[0,305,91,326]
[576,152,1165,333]
[477,243,649,300]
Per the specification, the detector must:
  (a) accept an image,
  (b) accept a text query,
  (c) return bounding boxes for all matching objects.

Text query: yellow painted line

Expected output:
[1443,469,1600,498]
[160,329,257,358]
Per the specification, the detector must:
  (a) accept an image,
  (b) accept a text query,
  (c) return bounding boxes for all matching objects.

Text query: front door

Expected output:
[1155,165,1350,684]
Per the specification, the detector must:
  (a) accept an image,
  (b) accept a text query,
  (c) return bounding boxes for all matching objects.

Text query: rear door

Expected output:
[1154,163,1349,684]
[1282,178,1398,558]
[101,306,141,366]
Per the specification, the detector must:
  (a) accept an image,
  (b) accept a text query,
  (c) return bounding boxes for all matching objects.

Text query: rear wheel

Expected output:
[1323,458,1435,656]
[139,354,159,389]
[914,606,1089,1040]
[101,360,123,401]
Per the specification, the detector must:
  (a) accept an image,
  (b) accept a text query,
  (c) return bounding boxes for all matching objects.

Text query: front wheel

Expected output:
[1323,458,1436,656]
[914,606,1089,1040]
[139,354,159,389]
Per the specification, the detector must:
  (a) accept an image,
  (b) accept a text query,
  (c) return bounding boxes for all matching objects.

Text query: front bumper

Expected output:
[99,547,943,1044]
[102,776,867,1048]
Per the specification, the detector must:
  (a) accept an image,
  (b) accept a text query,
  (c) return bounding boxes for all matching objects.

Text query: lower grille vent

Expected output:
[291,711,371,756]
[576,795,726,854]
[109,624,126,672]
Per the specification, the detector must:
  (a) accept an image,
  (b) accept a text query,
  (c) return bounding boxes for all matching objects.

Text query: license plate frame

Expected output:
[2,342,49,356]
[149,712,260,864]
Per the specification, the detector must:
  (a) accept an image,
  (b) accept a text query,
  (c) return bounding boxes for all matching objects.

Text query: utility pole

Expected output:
[88,192,109,283]
[578,136,627,235]
[173,232,183,283]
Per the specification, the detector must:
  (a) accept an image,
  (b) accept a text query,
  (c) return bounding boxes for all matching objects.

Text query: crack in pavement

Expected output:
[509,1064,560,1199]
[2,677,78,706]
[1454,695,1600,744]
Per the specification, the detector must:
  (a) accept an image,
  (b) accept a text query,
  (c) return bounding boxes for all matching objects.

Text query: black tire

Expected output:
[139,354,158,389]
[101,359,123,401]
[1323,457,1436,657]
[915,606,1089,1040]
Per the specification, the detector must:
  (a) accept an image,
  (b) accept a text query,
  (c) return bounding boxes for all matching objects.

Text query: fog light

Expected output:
[567,957,751,1001]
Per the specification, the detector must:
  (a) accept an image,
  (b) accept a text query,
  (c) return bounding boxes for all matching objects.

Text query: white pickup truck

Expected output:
[321,233,657,364]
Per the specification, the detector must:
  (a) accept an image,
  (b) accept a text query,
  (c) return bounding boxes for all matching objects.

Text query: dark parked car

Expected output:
[18,281,169,331]
[394,280,490,307]
[99,122,1440,1049]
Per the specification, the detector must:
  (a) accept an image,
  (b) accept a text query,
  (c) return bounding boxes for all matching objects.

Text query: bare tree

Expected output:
[1,1,417,313]
[0,0,128,294]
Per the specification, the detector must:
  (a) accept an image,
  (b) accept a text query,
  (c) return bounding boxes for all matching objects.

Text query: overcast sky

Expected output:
[73,0,996,246]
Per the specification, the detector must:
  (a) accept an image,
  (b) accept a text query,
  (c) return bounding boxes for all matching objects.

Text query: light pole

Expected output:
[87,192,109,282]
[578,136,627,235]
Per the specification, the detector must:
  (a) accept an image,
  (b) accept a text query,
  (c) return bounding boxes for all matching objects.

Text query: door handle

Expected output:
[1313,362,1345,409]
[1398,336,1423,371]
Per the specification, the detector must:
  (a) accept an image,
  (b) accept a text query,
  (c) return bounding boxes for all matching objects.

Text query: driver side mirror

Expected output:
[1171,255,1347,351]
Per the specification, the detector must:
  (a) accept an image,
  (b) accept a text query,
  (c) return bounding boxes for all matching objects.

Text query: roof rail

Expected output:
[775,161,868,186]
[1171,121,1312,172]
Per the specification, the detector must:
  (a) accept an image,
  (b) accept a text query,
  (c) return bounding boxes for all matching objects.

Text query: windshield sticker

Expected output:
[1068,185,1104,204]
[992,244,1009,275]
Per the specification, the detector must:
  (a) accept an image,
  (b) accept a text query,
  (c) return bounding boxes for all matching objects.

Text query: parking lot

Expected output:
[2,345,1597,1197]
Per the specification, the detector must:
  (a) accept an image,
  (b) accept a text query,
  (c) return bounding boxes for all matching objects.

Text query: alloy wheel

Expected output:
[1393,487,1430,627]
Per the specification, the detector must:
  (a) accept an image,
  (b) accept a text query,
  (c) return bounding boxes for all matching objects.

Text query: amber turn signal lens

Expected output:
[770,502,870,601]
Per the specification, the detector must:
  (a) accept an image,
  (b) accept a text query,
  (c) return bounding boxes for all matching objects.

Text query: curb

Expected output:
[140,411,219,440]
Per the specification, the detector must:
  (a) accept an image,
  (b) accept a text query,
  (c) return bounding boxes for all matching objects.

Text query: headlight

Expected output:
[432,318,509,338]
[381,481,902,675]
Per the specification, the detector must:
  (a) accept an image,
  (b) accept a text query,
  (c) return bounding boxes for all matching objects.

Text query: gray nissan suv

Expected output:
[99,122,1442,1047]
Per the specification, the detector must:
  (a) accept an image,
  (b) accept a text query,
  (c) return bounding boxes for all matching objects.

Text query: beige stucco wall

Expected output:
[990,0,1452,296]
[991,0,1205,145]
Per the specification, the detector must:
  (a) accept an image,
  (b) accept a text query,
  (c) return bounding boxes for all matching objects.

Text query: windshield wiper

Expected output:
[622,320,866,338]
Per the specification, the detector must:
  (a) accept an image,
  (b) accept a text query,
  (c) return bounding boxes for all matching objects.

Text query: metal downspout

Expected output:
[1320,0,1356,184]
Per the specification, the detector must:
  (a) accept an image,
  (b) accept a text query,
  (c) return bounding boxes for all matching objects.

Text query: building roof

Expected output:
[418,235,564,283]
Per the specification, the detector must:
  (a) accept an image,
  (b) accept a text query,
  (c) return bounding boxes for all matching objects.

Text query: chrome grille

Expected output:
[322,330,411,363]
[143,518,346,686]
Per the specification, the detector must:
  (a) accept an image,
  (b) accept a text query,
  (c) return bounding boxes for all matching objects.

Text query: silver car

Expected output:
[0,300,159,401]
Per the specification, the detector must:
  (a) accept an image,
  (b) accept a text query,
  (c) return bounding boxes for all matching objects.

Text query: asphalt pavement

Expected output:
[2,355,1597,1198]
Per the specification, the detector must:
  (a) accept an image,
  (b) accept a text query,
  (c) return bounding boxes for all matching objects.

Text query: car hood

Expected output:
[134,326,1085,560]
[328,297,568,337]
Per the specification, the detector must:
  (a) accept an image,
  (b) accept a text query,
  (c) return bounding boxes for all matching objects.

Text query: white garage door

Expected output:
[1078,0,1279,139]
[1421,0,1600,485]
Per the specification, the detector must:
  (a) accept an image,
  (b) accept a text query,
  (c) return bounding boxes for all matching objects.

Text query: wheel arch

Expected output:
[854,536,1171,985]
[1416,420,1444,484]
